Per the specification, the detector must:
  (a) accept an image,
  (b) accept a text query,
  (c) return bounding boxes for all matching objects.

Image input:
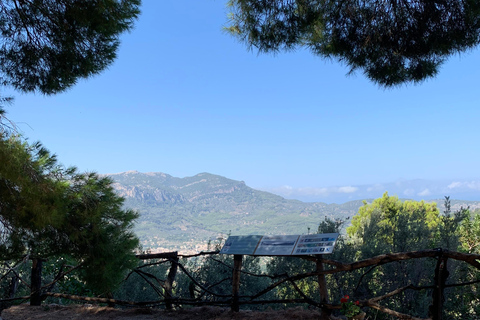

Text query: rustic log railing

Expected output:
[1,248,479,320]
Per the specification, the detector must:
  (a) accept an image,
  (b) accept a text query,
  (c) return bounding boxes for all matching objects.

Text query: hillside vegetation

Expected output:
[108,171,359,251]
[107,171,480,252]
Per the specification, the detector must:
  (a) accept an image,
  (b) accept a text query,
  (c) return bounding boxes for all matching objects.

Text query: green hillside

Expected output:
[107,171,480,253]
[107,171,362,251]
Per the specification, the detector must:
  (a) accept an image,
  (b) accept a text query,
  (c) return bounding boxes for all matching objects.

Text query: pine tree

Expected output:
[226,0,480,86]
[0,0,140,94]
[0,131,139,294]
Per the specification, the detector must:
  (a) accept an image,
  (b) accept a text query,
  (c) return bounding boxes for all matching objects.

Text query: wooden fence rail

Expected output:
[1,248,479,320]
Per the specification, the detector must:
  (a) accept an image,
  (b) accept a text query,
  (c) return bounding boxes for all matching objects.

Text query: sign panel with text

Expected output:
[219,233,339,256]
[219,235,263,255]
[292,233,339,255]
[253,235,300,256]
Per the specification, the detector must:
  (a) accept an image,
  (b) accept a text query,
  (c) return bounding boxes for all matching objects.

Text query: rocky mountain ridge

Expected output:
[106,171,480,253]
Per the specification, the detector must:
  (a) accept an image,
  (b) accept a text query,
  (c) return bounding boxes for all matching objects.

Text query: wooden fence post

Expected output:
[232,254,243,312]
[430,254,449,320]
[9,273,19,299]
[316,255,331,319]
[165,252,179,310]
[30,258,43,306]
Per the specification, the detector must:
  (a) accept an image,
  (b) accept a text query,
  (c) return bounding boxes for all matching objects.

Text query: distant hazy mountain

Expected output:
[106,171,480,252]
[264,179,480,204]
[107,171,362,251]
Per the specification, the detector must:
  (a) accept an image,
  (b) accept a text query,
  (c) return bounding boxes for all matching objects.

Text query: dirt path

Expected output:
[2,304,327,320]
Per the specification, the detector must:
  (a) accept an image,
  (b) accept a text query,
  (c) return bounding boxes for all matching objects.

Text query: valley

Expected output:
[107,171,480,253]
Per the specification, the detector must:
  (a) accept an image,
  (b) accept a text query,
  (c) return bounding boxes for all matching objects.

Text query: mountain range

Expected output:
[106,171,480,253]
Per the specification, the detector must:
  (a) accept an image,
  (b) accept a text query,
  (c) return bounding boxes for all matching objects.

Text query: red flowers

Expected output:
[340,295,362,318]
[340,294,361,317]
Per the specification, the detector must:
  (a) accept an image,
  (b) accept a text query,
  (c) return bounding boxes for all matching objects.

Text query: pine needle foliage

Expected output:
[226,0,480,86]
[0,129,139,294]
[0,0,141,94]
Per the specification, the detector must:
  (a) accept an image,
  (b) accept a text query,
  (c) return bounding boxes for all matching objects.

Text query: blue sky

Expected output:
[5,1,480,203]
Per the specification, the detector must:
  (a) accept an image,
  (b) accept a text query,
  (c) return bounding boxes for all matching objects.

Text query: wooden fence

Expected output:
[1,248,479,320]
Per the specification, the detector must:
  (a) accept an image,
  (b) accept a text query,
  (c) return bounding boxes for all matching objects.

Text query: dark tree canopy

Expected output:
[226,0,480,86]
[0,0,142,293]
[0,0,140,94]
[0,129,139,293]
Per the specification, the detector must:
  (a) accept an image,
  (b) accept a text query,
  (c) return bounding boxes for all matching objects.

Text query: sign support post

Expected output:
[232,254,243,312]
[316,255,331,319]
[221,233,339,312]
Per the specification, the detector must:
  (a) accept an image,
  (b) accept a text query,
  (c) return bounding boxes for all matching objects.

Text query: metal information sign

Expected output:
[292,233,339,255]
[253,235,299,256]
[220,233,339,256]
[219,235,263,255]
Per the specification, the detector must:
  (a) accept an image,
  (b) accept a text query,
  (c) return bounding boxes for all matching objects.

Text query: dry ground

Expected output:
[1,304,331,320]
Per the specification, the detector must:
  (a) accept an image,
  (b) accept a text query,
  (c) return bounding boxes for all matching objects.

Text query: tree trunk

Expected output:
[30,258,43,306]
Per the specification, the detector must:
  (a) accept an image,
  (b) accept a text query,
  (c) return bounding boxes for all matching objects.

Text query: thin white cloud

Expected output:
[297,187,329,196]
[448,182,462,189]
[270,185,294,196]
[418,189,431,196]
[265,185,359,198]
[447,180,480,191]
[337,186,358,193]
[466,181,480,190]
[403,188,415,196]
